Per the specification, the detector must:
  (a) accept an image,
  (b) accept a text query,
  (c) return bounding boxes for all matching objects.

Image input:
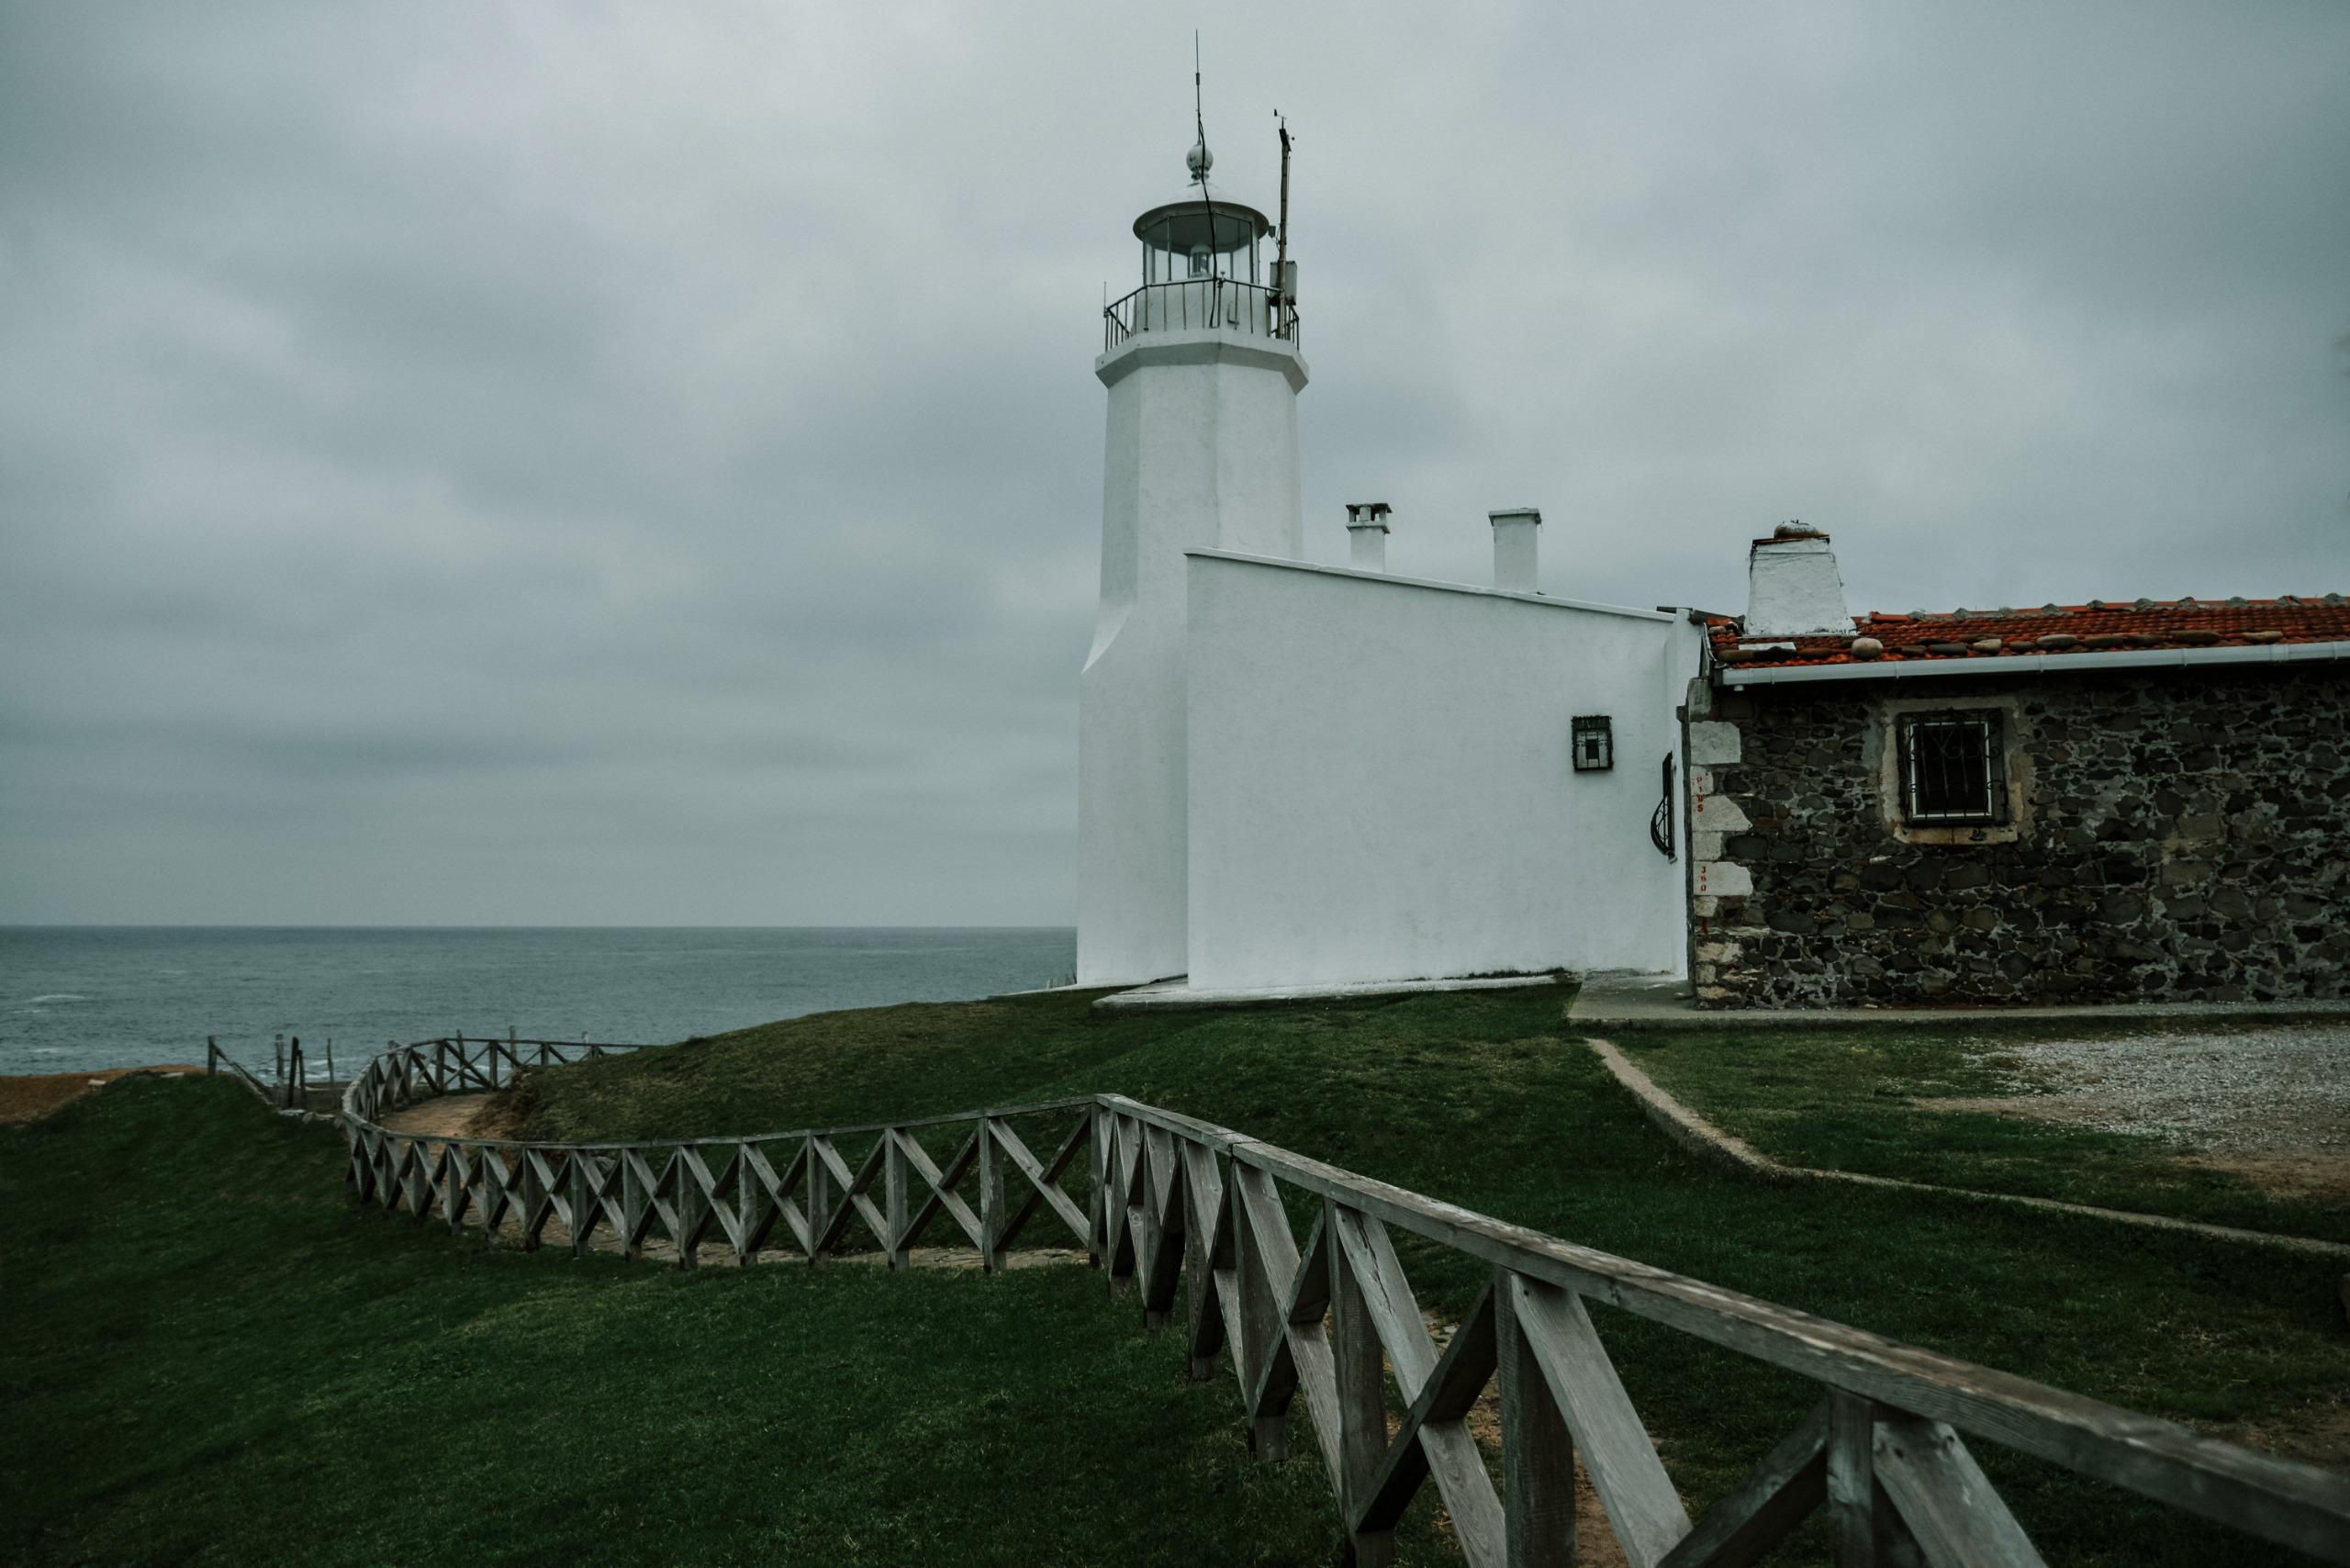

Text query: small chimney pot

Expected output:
[1344,502,1392,572]
[1489,508,1541,593]
[1744,525,1852,638]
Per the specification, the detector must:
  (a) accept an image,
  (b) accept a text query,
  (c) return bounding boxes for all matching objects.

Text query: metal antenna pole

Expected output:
[1192,32,1220,282]
[1274,112,1292,337]
[1193,32,1203,151]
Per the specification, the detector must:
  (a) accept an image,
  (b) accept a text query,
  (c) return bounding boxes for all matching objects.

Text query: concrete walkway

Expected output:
[1569,970,2350,1031]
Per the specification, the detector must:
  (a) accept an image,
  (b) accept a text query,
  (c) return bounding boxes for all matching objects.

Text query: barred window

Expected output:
[1899,711,2006,824]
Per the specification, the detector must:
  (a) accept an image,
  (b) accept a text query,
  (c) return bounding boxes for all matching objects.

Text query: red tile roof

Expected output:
[1708,597,2350,670]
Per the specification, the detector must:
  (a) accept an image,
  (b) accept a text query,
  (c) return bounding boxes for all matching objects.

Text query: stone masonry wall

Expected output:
[1687,666,2350,1006]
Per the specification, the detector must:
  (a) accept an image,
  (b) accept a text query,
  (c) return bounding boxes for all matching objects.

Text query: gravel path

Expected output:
[1943,1024,2350,1199]
[1957,1025,2348,1151]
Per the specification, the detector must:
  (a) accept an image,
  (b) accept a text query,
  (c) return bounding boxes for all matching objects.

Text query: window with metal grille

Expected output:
[1571,715,1613,772]
[1899,711,2006,824]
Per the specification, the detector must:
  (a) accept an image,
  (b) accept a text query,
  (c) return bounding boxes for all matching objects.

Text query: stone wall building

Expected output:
[1687,527,2350,1007]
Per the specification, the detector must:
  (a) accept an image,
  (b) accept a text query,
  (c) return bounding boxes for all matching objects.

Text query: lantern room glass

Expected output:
[1139,207,1260,286]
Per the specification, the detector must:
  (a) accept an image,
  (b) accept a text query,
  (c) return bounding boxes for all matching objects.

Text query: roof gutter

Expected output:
[1718,638,2350,687]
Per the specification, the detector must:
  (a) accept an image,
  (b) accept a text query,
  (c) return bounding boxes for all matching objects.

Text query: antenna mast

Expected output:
[1192,33,1221,280]
[1192,33,1206,167]
[1274,112,1292,339]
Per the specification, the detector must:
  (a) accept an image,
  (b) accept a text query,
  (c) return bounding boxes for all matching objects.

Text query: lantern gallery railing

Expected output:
[1103,277,1298,352]
[339,1040,2350,1566]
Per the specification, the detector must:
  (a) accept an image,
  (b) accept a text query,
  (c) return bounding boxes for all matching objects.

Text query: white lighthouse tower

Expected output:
[1077,129,1307,985]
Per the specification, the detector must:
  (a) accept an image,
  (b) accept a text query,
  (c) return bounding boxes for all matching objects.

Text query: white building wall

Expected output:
[1077,332,1306,984]
[1184,552,1702,991]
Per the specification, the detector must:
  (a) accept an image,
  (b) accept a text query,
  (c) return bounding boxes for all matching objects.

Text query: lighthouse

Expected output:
[1077,129,1307,985]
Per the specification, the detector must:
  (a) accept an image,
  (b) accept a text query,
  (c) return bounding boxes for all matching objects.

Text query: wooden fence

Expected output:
[339,1039,2350,1566]
[341,1036,1091,1270]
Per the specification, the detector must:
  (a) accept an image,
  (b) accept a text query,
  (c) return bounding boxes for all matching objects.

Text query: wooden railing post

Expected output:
[1180,1143,1228,1383]
[1230,1170,1280,1461]
[1087,1102,1108,1268]
[569,1156,593,1260]
[442,1145,464,1230]
[1326,1199,1396,1567]
[1829,1391,1922,1567]
[519,1150,543,1253]
[403,1137,429,1223]
[978,1118,1005,1273]
[884,1127,911,1271]
[1105,1114,1138,1292]
[619,1149,643,1262]
[1497,1269,1576,1568]
[677,1149,701,1271]
[1139,1124,1184,1329]
[804,1135,828,1266]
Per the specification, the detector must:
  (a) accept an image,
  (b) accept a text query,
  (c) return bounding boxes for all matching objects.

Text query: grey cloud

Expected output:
[3,0,2344,924]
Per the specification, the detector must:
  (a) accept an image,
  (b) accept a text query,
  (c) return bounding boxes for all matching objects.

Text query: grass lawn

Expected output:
[6,987,2346,1565]
[1606,1022,2350,1245]
[505,986,2350,1562]
[1,1077,1384,1567]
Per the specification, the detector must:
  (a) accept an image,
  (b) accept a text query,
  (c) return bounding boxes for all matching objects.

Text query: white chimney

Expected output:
[1344,502,1391,571]
[1489,508,1540,593]
[1744,522,1852,637]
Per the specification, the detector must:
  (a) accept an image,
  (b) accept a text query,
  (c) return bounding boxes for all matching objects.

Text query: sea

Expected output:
[0,926,1077,1080]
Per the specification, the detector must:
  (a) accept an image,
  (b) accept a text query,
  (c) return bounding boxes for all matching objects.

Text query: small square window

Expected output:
[1571,715,1613,772]
[1900,711,2006,824]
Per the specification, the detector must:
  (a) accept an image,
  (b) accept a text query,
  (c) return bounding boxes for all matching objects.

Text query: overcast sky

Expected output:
[3,2,2344,926]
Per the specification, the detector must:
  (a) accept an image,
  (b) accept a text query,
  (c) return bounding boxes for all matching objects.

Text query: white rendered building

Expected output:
[1077,141,1705,992]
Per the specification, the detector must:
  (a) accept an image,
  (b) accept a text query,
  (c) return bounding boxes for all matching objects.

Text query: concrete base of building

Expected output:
[1093,971,1567,1014]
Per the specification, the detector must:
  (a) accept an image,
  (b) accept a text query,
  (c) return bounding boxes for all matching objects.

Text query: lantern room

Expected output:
[1134,195,1268,285]
[1102,137,1298,351]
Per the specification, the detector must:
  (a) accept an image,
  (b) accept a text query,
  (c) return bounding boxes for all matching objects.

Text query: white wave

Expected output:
[28,993,91,1003]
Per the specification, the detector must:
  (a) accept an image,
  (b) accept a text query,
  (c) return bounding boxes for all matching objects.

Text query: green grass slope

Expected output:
[0,1077,1409,1567]
[509,986,2350,1563]
[6,991,2345,1565]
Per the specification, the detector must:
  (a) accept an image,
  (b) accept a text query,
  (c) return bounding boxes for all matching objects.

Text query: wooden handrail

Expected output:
[206,1037,278,1104]
[1094,1096,2350,1562]
[330,1042,2350,1565]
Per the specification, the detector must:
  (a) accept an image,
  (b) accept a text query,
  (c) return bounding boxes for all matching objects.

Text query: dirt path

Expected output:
[1939,1024,2350,1201]
[380,1092,498,1140]
[0,1065,211,1126]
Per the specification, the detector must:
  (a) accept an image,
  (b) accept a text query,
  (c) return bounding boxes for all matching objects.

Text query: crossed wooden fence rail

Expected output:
[341,1036,1092,1271]
[341,1037,2350,1567]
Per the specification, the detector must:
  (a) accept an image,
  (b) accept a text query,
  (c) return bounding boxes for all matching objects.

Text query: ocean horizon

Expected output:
[0,925,1078,1079]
